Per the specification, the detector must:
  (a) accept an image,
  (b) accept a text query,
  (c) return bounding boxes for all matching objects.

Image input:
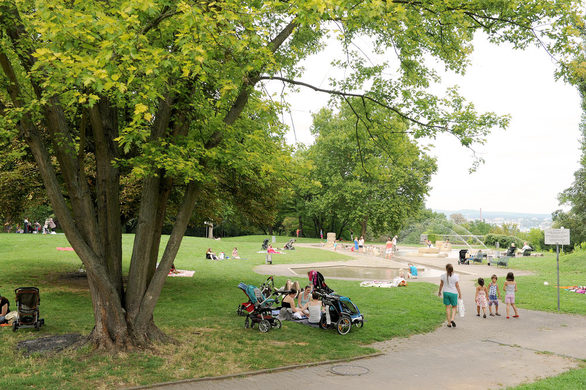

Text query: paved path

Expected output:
[142,248,586,390]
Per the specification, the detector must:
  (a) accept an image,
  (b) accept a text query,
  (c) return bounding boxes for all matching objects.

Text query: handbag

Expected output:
[457,298,465,318]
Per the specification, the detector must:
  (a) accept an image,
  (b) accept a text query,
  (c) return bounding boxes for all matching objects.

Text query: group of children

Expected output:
[475,272,519,319]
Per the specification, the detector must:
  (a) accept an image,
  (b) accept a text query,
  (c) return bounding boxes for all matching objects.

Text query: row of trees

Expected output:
[399,209,548,250]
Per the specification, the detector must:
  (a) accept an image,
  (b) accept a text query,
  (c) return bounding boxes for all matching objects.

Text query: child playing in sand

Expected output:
[503,272,519,319]
[488,274,501,316]
[475,277,488,318]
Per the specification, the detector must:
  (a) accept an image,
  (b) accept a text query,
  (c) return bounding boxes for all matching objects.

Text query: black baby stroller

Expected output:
[316,291,363,335]
[458,249,469,265]
[237,282,281,333]
[12,287,44,332]
[308,270,333,294]
[261,238,269,250]
[283,239,295,250]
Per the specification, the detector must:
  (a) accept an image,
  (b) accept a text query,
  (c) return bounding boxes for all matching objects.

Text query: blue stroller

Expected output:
[237,282,281,333]
[317,291,364,335]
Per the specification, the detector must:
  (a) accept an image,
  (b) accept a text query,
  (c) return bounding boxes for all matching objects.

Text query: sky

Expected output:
[263,34,583,216]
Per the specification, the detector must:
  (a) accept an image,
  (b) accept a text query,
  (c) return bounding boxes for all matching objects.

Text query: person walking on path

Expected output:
[488,275,501,316]
[503,272,519,319]
[438,263,462,328]
[475,278,488,318]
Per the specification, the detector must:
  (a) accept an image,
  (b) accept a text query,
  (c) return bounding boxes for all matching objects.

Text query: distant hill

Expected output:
[433,209,552,220]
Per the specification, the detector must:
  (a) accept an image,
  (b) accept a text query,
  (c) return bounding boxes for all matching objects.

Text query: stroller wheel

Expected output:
[336,315,352,335]
[355,319,364,328]
[244,316,250,328]
[12,322,18,332]
[272,319,282,329]
[258,319,271,333]
[237,305,244,316]
[34,321,40,331]
[319,315,329,330]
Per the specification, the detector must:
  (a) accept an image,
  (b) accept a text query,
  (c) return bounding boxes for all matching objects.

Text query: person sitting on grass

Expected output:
[298,285,312,315]
[307,292,323,324]
[408,263,418,279]
[232,247,240,259]
[282,290,305,319]
[0,293,10,324]
[205,248,218,260]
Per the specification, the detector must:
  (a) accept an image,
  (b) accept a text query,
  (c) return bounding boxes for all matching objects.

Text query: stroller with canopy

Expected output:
[12,287,44,332]
[315,290,363,335]
[261,238,269,250]
[237,281,281,333]
[283,239,295,250]
[237,276,275,316]
[308,270,333,294]
[458,249,469,265]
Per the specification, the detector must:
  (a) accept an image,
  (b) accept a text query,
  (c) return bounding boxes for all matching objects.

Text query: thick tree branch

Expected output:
[207,20,298,148]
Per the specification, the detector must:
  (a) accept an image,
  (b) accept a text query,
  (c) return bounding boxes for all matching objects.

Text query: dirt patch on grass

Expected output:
[17,333,83,355]
[267,340,309,347]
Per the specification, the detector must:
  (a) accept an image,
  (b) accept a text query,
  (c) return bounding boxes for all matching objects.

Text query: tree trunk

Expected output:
[360,218,368,238]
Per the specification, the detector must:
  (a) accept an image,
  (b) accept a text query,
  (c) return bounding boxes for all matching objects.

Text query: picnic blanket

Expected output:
[563,286,586,294]
[256,250,285,254]
[168,270,195,277]
[360,277,407,288]
[56,247,75,251]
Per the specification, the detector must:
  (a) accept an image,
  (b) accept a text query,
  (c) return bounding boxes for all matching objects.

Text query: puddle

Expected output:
[291,266,443,280]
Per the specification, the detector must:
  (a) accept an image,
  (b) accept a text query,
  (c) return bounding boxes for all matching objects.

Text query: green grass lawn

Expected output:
[508,249,586,315]
[510,362,586,390]
[506,249,586,389]
[0,233,444,389]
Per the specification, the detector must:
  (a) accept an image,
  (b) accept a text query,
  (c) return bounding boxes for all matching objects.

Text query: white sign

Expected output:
[544,229,570,245]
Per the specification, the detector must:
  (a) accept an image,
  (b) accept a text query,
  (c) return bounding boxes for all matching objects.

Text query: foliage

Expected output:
[449,213,467,225]
[0,0,583,349]
[484,234,523,249]
[554,30,586,249]
[399,208,448,244]
[526,228,545,251]
[0,139,49,224]
[489,222,521,236]
[291,104,436,239]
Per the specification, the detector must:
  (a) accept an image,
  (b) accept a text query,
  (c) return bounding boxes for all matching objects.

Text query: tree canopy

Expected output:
[0,0,583,351]
[287,103,436,239]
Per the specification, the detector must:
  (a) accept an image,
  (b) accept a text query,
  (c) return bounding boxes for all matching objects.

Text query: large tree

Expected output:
[301,104,436,238]
[0,0,582,351]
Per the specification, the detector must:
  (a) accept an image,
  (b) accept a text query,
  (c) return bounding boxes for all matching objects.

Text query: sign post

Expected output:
[544,228,570,311]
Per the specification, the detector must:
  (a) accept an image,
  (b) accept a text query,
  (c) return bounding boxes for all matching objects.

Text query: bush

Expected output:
[484,234,523,249]
[526,228,545,251]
